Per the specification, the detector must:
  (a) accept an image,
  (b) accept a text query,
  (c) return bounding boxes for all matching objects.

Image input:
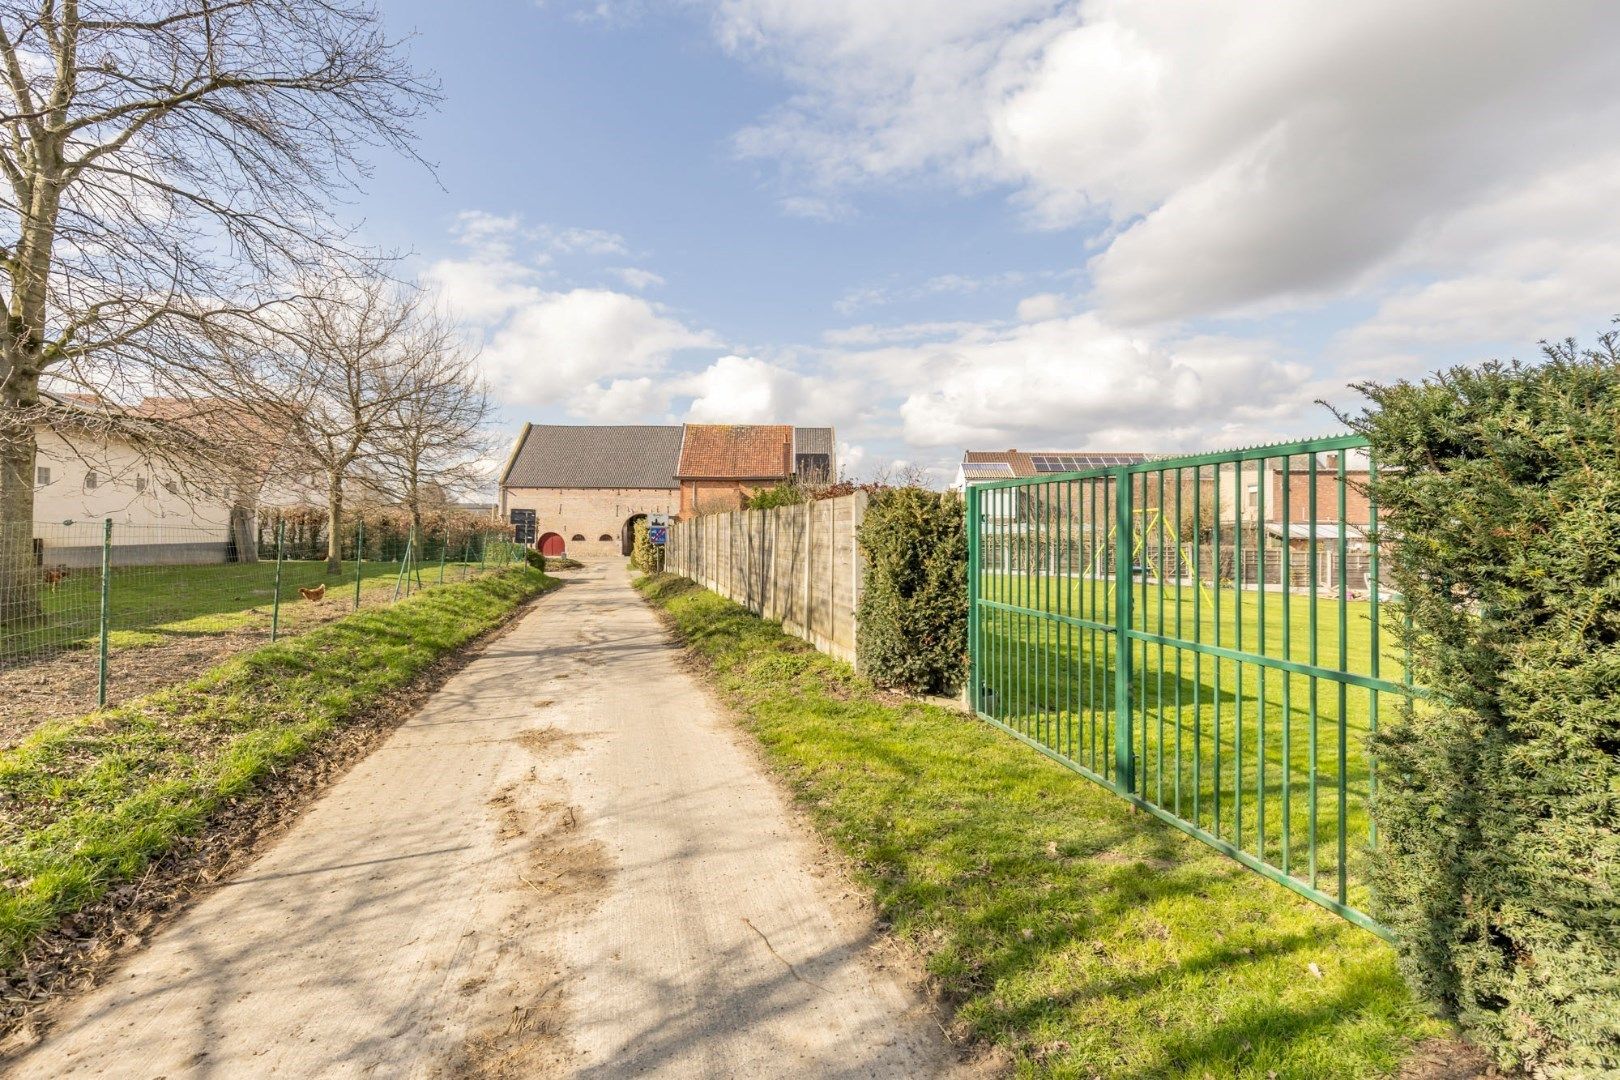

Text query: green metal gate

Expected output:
[965,435,1413,937]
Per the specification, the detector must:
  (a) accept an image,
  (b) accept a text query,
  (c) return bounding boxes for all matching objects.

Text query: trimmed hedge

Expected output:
[855,487,966,694]
[1348,333,1620,1075]
[630,518,663,573]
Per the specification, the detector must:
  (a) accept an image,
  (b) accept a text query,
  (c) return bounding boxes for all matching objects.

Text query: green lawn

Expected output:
[3,554,520,662]
[636,573,1446,1078]
[0,565,554,971]
[976,572,1418,921]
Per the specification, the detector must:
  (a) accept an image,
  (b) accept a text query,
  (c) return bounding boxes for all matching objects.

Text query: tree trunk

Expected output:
[326,478,344,575]
[0,428,42,626]
[228,504,258,563]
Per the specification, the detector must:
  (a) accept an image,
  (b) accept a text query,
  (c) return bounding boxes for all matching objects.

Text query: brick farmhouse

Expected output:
[498,423,835,559]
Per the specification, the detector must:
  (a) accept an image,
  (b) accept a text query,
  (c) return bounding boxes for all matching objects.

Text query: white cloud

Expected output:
[824,313,1311,450]
[427,212,717,411]
[821,320,985,347]
[779,194,853,221]
[538,225,630,257]
[712,0,1620,328]
[570,376,664,422]
[612,267,666,290]
[676,354,856,425]
[478,288,720,406]
[1015,292,1068,322]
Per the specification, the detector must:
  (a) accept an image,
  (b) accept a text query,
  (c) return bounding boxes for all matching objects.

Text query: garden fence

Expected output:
[967,434,1414,937]
[0,516,522,717]
[664,492,868,663]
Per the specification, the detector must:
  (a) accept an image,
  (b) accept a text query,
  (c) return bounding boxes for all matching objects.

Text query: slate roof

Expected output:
[677,424,794,480]
[792,427,835,457]
[501,424,683,490]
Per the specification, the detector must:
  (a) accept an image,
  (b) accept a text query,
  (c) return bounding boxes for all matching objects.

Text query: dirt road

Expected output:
[8,563,958,1078]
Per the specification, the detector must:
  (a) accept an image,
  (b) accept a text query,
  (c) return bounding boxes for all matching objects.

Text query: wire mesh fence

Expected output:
[0,515,524,741]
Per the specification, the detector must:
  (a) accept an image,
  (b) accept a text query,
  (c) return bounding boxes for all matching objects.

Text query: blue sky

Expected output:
[356,1,1620,483]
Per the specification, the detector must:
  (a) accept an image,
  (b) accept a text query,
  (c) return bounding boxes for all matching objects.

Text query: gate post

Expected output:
[1113,471,1135,795]
[966,482,980,713]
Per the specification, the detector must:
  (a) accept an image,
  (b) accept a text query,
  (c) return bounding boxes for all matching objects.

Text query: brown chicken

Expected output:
[42,566,68,590]
[298,583,327,602]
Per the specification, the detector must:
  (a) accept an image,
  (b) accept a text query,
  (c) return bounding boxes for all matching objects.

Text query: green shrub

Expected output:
[630,519,663,573]
[855,487,967,693]
[524,547,546,571]
[1347,331,1620,1075]
[745,482,806,509]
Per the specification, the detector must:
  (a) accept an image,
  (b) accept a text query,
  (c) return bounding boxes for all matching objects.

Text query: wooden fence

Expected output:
[664,492,868,664]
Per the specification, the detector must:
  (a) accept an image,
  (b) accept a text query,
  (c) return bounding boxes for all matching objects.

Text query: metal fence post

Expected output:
[966,484,980,713]
[1113,471,1135,795]
[439,534,447,584]
[97,518,112,707]
[393,530,413,601]
[271,517,286,642]
[479,534,486,573]
[354,519,364,611]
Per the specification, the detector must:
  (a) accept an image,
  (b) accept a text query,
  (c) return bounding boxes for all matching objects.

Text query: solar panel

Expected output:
[963,461,1015,477]
[1031,452,1149,473]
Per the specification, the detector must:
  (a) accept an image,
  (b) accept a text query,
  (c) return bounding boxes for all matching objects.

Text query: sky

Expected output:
[356,0,1620,484]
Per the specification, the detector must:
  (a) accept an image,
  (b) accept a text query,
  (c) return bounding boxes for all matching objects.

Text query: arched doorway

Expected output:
[539,532,565,557]
[621,514,647,556]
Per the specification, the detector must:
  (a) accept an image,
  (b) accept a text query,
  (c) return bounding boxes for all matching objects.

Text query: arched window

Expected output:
[571,533,586,541]
[598,533,613,541]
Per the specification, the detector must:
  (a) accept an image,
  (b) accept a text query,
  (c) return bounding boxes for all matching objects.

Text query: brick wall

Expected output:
[679,479,774,517]
[1270,464,1374,524]
[500,486,678,559]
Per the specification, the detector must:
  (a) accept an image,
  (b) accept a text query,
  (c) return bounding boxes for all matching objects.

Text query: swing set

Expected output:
[1087,507,1214,608]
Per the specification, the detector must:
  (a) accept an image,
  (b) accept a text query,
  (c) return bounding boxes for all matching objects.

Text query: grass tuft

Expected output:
[636,572,1447,1078]
[0,567,554,969]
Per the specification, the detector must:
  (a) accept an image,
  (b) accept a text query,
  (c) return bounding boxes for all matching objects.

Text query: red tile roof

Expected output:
[676,424,793,479]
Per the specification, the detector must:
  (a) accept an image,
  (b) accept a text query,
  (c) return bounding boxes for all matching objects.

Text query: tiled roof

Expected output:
[677,424,793,479]
[502,424,683,490]
[963,449,1154,477]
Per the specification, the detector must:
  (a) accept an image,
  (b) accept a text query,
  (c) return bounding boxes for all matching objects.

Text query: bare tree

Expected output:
[369,308,491,537]
[0,0,433,621]
[270,272,429,576]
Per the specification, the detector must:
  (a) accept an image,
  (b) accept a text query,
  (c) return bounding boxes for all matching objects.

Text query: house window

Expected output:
[570,533,586,541]
[135,476,147,494]
[598,534,613,541]
[85,470,98,490]
[163,480,178,495]
[34,466,50,486]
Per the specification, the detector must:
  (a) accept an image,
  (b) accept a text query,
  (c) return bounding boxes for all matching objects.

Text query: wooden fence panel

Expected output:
[663,493,867,665]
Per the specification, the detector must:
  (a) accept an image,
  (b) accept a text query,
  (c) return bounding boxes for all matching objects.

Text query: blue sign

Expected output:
[648,525,668,545]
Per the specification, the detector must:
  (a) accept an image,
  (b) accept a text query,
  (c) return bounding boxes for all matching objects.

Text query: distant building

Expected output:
[30,393,277,566]
[952,449,1153,490]
[496,423,836,558]
[676,425,836,516]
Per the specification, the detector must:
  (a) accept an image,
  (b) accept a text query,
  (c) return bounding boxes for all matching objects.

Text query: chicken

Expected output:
[298,583,327,602]
[42,566,68,590]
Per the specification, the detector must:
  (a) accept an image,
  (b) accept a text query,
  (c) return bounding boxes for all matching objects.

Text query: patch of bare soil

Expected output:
[0,590,549,1054]
[0,589,409,750]
[1400,1037,1500,1079]
[443,727,611,1077]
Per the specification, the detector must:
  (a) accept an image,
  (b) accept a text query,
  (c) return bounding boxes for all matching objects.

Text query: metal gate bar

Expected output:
[966,434,1414,938]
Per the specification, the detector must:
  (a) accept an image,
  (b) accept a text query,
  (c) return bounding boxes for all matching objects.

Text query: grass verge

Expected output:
[0,566,554,972]
[635,572,1446,1079]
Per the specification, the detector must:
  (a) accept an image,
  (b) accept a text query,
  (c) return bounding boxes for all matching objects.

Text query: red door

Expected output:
[539,532,566,556]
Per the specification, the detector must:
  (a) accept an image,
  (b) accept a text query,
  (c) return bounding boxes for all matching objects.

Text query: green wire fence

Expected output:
[0,517,523,728]
[966,434,1415,938]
